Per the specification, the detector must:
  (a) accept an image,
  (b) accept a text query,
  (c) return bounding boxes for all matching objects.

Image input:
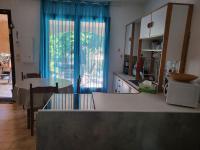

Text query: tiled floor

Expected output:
[0,104,36,150]
[0,79,12,98]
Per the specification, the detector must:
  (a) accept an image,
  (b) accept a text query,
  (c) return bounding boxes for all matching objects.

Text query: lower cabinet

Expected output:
[113,75,122,93]
[113,75,138,94]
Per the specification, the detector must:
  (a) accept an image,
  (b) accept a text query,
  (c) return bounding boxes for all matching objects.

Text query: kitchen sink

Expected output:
[129,80,140,86]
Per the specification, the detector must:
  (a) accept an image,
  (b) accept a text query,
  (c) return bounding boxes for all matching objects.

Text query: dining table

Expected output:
[13,78,73,108]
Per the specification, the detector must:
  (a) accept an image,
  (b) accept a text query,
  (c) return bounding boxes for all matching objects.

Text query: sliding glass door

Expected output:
[48,19,74,84]
[47,18,108,93]
[79,19,106,92]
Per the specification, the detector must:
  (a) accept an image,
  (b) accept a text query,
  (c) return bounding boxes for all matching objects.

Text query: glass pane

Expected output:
[49,19,74,83]
[80,20,105,89]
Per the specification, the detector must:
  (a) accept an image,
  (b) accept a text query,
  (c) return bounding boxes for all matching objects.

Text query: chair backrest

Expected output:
[29,82,58,136]
[58,85,74,93]
[30,83,58,108]
[30,83,58,94]
[22,72,41,80]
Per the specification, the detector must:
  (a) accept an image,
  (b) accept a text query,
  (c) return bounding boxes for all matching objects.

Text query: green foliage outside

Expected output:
[49,30,105,82]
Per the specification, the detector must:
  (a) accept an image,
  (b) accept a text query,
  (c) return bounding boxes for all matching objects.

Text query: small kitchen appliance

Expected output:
[166,79,200,108]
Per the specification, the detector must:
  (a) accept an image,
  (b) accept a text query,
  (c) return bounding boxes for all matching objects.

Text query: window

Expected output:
[49,19,74,83]
[80,20,105,89]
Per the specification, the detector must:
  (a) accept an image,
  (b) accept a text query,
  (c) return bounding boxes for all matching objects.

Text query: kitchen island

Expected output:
[37,93,200,150]
[93,92,200,112]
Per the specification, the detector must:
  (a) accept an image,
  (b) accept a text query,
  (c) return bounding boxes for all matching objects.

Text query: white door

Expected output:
[140,14,151,39]
[150,6,167,38]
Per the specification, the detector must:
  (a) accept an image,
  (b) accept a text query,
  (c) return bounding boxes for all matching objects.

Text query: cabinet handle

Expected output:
[147,22,154,28]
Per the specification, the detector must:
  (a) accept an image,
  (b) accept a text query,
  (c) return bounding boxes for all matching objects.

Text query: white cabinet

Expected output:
[113,75,118,93]
[140,15,151,39]
[120,81,130,93]
[138,3,193,90]
[140,6,167,39]
[166,5,189,62]
[151,6,167,37]
[113,75,122,93]
[113,74,138,94]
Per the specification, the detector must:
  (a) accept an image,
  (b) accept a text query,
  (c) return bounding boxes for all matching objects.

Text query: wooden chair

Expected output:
[22,72,41,80]
[22,72,41,110]
[58,84,74,93]
[29,83,58,136]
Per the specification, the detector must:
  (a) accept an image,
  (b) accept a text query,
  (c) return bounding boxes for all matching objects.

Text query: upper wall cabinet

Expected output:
[140,15,151,39]
[151,6,167,37]
[137,3,193,91]
[140,6,167,39]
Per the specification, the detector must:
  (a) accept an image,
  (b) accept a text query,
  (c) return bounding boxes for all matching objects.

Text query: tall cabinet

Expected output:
[136,3,193,91]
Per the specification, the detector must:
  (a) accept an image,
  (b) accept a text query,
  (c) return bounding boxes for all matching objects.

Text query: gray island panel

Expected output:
[37,111,200,150]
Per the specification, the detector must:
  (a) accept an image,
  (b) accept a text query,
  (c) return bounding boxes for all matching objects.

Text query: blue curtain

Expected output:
[40,0,110,93]
[40,0,75,80]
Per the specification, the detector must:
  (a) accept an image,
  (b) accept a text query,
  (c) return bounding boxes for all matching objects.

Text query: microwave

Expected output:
[166,79,200,108]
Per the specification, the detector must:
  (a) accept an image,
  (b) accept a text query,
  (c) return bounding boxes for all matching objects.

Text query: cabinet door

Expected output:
[120,81,130,93]
[140,14,151,39]
[113,75,122,93]
[166,5,189,64]
[150,6,167,38]
[117,77,123,93]
[113,75,118,93]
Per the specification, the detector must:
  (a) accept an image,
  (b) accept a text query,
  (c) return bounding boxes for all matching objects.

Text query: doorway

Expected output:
[0,9,15,101]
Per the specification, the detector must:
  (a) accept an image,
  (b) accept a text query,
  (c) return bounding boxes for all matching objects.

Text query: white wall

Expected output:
[0,0,40,82]
[185,0,200,75]
[108,2,144,91]
[144,0,200,77]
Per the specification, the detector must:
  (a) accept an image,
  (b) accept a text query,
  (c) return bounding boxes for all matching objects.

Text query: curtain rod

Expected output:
[49,0,110,5]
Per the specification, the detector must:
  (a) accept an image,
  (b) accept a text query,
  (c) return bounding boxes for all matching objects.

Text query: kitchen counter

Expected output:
[93,92,200,113]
